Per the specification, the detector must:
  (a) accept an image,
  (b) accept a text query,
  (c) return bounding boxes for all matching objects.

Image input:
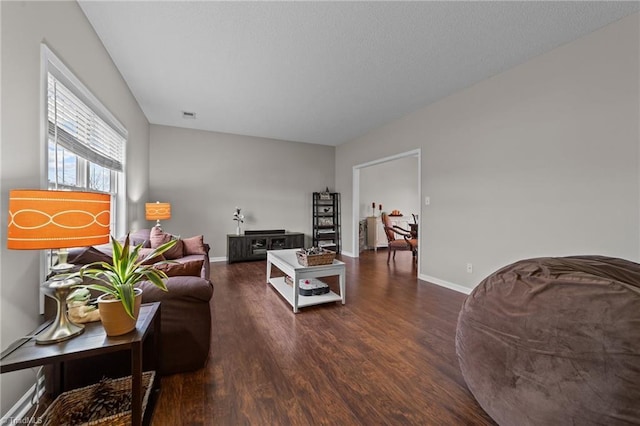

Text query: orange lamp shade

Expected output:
[145,202,171,221]
[7,189,111,250]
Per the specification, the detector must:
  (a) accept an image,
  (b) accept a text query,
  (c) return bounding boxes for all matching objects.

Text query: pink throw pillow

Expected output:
[149,226,184,260]
[137,248,166,265]
[182,235,207,255]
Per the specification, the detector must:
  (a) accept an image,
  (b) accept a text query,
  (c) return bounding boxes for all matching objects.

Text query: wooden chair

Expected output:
[381,212,418,263]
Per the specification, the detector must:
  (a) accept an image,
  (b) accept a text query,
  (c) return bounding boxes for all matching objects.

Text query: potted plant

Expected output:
[73,234,177,336]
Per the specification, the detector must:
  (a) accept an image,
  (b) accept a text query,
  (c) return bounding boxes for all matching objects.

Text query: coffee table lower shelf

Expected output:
[268,277,343,308]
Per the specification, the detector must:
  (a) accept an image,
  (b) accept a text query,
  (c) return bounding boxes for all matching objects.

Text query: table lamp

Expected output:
[145,201,171,229]
[7,189,111,344]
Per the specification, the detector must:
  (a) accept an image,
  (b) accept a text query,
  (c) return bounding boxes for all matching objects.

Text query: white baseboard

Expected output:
[340,250,356,258]
[1,373,45,424]
[418,274,472,295]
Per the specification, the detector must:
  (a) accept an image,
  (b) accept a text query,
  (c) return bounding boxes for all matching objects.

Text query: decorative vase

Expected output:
[236,223,241,235]
[97,288,143,336]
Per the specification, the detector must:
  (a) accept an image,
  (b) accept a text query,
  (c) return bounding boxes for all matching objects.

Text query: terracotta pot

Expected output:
[97,288,143,336]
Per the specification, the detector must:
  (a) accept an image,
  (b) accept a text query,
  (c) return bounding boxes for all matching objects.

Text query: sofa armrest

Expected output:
[136,274,213,375]
[137,276,213,303]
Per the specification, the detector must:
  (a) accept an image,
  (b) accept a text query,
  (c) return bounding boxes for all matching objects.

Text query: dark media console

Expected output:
[227,230,305,263]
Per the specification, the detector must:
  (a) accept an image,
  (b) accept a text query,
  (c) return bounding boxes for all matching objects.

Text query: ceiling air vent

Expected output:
[182,111,197,119]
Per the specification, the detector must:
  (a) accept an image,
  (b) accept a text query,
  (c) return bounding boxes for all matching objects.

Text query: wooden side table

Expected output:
[1,302,161,426]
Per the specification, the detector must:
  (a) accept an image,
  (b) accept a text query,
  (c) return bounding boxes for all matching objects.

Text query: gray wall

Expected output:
[359,156,419,220]
[0,1,150,414]
[337,13,640,292]
[148,125,335,259]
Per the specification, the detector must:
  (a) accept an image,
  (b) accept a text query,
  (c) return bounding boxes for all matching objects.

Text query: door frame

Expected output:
[351,149,421,264]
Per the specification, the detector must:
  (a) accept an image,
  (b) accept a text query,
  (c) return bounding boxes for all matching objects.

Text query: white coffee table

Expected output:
[266,249,346,313]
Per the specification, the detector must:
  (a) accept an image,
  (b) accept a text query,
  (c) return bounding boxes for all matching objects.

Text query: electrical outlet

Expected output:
[425,196,430,206]
[466,263,473,273]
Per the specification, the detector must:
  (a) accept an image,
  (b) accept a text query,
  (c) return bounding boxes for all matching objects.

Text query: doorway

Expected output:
[352,149,421,266]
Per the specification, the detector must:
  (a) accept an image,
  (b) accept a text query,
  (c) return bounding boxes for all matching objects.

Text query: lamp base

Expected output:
[36,319,84,345]
[37,276,85,345]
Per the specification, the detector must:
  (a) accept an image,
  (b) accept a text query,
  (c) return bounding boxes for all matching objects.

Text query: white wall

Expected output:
[337,13,640,291]
[0,1,150,414]
[149,125,335,259]
[359,156,419,220]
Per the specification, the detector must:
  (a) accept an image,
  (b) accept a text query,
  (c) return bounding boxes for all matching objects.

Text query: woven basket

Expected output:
[296,249,336,266]
[39,371,154,426]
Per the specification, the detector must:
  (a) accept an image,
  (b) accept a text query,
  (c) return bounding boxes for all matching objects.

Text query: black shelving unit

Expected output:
[312,192,341,254]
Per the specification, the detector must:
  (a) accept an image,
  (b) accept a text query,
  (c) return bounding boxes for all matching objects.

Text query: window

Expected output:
[44,45,127,236]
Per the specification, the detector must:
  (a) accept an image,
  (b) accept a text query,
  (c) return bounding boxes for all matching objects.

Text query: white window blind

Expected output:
[48,73,125,172]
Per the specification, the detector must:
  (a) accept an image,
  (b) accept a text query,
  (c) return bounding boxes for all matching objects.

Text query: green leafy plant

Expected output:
[73,234,177,318]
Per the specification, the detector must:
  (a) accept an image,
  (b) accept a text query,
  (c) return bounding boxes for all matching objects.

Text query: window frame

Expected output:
[41,44,128,238]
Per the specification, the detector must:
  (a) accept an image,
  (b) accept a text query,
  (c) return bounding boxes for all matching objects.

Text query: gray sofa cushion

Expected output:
[67,245,112,265]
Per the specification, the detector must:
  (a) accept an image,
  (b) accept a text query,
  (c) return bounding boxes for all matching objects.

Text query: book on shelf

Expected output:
[318,241,336,248]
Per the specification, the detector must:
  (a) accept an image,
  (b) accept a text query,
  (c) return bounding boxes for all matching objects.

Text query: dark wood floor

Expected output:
[152,249,495,425]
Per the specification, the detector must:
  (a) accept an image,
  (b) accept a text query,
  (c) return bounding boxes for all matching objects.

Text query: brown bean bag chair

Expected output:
[456,255,640,426]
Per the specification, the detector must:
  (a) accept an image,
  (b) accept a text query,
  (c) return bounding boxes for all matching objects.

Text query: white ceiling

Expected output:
[78,1,640,146]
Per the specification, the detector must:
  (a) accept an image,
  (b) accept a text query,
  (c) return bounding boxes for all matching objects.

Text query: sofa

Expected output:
[67,227,214,375]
